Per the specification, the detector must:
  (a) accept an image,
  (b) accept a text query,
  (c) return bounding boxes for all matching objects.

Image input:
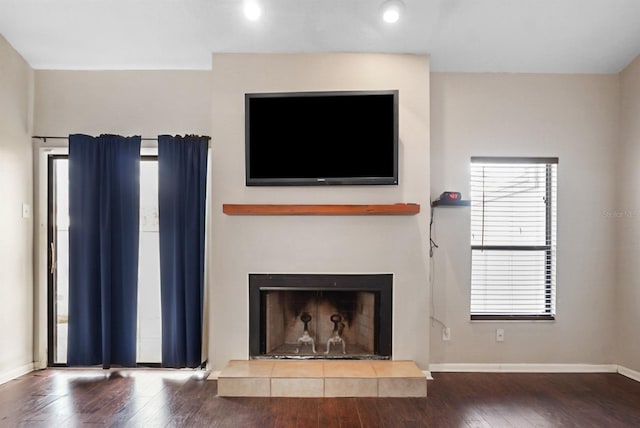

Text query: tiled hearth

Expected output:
[217,360,427,398]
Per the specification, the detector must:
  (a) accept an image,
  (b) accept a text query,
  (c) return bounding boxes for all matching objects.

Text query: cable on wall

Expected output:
[429,205,439,258]
[428,204,447,330]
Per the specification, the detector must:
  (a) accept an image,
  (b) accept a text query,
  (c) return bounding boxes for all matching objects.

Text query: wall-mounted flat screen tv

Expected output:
[245,90,398,186]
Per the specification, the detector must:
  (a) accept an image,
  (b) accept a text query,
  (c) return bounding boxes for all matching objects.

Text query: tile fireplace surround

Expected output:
[226,273,428,398]
[249,273,393,360]
[217,360,427,398]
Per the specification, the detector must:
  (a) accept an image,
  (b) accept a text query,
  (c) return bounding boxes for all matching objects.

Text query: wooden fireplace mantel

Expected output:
[222,203,420,216]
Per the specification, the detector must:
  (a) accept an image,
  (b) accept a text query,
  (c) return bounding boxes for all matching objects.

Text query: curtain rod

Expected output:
[32,135,211,143]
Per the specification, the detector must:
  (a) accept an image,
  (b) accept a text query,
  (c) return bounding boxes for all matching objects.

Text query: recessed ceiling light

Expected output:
[244,0,262,21]
[381,0,404,24]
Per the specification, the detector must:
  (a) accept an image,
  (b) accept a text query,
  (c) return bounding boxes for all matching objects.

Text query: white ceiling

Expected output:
[1,0,639,73]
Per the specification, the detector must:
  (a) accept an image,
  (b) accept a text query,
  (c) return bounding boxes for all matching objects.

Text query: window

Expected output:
[470,157,557,320]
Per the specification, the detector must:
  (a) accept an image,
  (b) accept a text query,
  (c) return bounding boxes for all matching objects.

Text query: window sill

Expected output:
[471,315,555,322]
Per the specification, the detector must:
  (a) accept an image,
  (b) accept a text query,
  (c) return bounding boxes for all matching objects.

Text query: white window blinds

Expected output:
[470,157,557,320]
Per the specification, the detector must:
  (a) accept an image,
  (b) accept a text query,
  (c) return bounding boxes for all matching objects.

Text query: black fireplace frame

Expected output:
[249,273,393,359]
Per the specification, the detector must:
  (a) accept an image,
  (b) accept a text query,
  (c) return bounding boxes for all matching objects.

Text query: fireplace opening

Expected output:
[249,274,392,359]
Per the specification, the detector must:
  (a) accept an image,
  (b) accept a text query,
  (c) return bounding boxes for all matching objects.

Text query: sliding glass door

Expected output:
[48,155,162,365]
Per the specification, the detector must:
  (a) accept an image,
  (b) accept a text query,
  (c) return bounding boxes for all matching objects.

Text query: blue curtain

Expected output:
[158,135,208,368]
[67,134,141,368]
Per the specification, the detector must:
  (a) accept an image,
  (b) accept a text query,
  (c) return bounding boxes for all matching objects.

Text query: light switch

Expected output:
[22,203,31,219]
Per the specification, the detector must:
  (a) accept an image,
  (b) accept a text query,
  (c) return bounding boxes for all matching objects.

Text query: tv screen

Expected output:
[245,90,398,186]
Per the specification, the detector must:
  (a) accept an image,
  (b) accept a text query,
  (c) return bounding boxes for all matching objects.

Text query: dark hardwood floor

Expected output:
[0,369,639,427]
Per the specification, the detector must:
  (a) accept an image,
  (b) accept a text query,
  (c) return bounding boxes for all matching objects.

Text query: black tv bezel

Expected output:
[244,89,399,186]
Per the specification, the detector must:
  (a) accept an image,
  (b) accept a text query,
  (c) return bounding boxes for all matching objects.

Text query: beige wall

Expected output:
[0,35,34,382]
[26,54,637,375]
[34,70,212,137]
[31,58,433,372]
[616,55,640,373]
[209,53,431,370]
[430,73,620,365]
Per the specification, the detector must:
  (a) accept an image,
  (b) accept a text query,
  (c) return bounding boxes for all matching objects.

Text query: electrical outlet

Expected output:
[442,327,451,341]
[496,328,505,342]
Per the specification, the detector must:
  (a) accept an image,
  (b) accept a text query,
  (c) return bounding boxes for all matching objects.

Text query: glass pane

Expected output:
[470,164,549,246]
[471,249,550,315]
[137,160,162,363]
[55,159,69,364]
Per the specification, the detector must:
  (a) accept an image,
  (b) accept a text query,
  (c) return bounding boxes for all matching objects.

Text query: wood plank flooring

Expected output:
[0,369,639,427]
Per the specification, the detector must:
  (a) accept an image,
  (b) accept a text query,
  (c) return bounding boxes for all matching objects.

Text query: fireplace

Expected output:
[249,274,392,359]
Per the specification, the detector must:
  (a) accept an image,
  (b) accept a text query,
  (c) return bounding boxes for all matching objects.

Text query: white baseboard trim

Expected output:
[618,365,640,382]
[0,363,35,385]
[422,370,434,380]
[209,370,221,380]
[429,363,618,373]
